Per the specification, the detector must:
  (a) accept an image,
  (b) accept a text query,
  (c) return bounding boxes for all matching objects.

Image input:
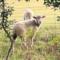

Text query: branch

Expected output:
[1,0,14,60]
[5,41,14,60]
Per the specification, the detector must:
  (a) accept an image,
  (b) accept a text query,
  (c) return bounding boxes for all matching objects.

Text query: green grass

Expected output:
[0,20,60,60]
[0,12,60,60]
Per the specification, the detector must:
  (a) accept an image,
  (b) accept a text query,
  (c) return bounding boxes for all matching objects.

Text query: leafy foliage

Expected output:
[0,0,14,60]
[0,0,3,2]
[44,0,60,8]
[0,0,14,28]
[57,16,60,21]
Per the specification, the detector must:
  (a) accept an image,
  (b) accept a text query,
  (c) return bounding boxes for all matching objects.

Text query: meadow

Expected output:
[0,0,60,60]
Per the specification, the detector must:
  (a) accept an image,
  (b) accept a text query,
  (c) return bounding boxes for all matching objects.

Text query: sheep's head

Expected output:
[33,16,45,26]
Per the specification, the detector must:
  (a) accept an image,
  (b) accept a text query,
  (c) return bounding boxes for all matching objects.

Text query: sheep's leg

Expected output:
[31,27,37,47]
[21,32,28,49]
[20,36,27,50]
[31,26,41,47]
[23,35,27,48]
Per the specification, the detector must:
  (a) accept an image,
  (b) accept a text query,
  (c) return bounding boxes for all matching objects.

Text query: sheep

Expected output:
[6,16,45,59]
[12,15,45,40]
[23,8,34,20]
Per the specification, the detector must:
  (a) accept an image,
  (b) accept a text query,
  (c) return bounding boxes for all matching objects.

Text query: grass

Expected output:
[0,19,60,60]
[0,0,60,60]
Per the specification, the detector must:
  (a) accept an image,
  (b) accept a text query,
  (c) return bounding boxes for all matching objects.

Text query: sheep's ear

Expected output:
[33,16,36,19]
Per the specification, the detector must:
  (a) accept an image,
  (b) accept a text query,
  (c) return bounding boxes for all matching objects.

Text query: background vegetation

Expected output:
[0,0,60,60]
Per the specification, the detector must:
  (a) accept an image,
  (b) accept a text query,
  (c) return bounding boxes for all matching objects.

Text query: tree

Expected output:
[44,0,60,21]
[0,0,14,60]
[44,0,60,8]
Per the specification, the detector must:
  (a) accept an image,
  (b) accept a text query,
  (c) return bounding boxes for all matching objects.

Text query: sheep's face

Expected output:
[33,16,45,26]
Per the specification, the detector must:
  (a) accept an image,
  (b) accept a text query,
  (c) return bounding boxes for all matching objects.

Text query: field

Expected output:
[0,0,60,60]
